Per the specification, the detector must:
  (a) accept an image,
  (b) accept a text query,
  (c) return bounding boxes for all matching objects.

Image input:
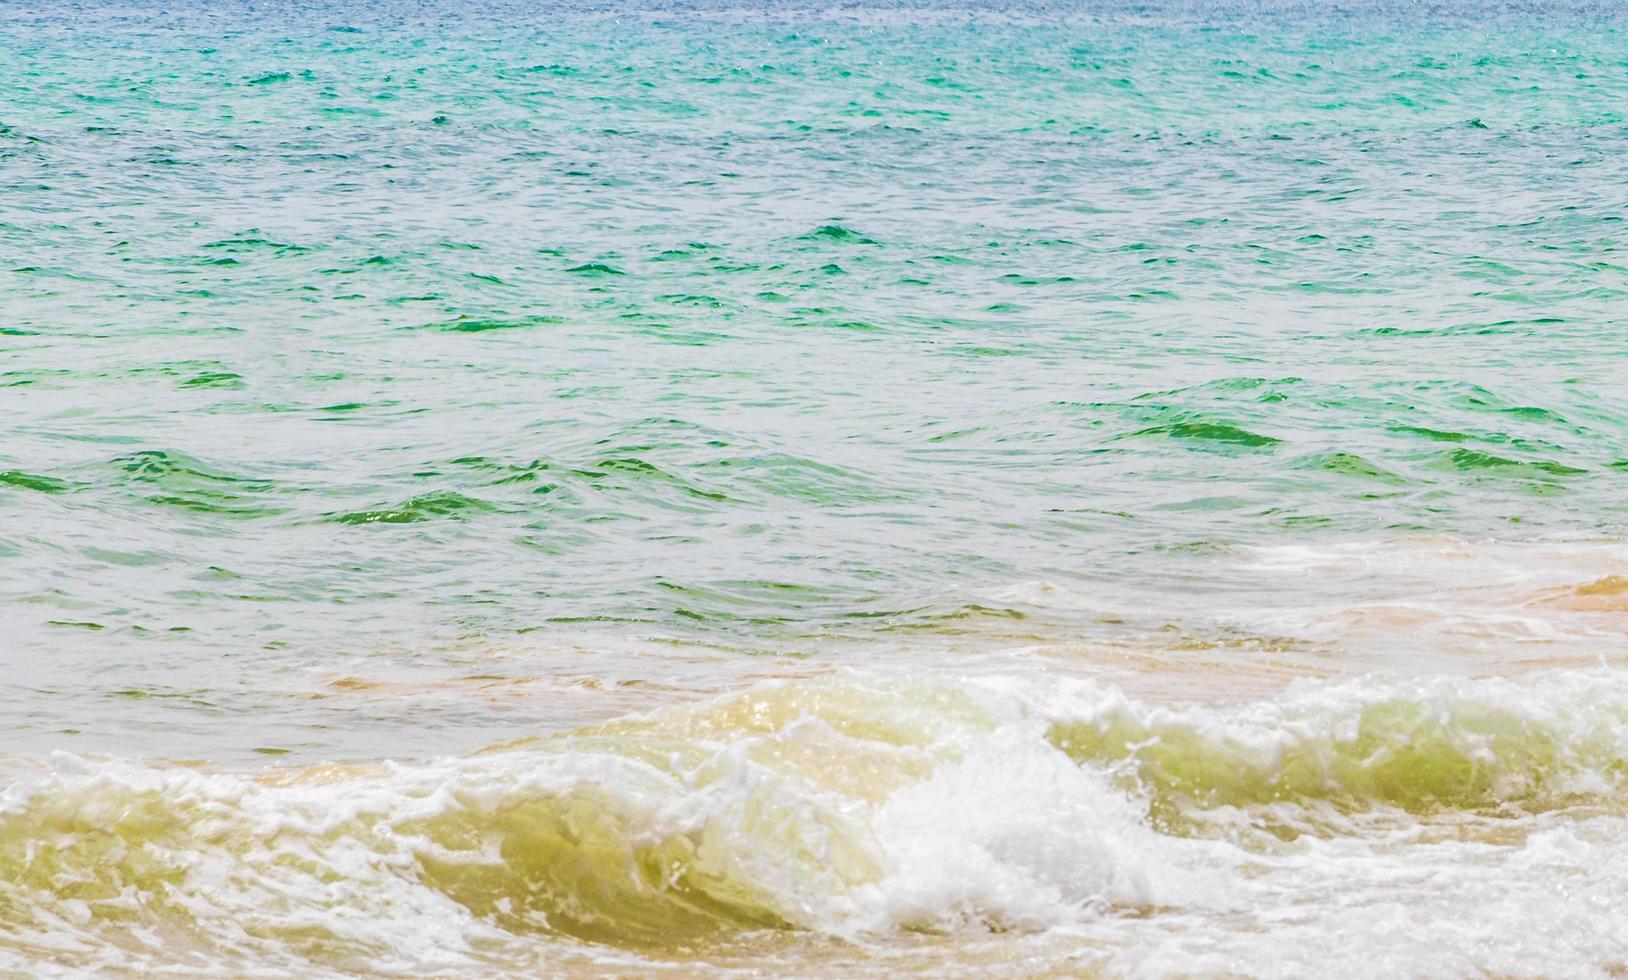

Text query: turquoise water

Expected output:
[3,1,1628,973]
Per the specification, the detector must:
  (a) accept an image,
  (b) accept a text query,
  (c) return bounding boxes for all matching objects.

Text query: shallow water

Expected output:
[2,0,1627,974]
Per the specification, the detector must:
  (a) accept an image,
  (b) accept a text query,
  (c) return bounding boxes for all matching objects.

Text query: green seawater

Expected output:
[2,1,1628,974]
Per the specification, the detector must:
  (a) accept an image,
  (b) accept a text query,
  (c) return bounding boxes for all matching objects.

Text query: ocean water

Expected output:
[3,0,1628,973]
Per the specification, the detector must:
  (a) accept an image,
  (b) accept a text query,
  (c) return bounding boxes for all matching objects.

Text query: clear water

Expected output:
[2,0,1627,973]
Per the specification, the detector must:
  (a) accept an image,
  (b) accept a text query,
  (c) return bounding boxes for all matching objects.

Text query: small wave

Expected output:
[328,490,497,524]
[1126,420,1281,449]
[425,313,564,332]
[102,450,287,519]
[0,469,70,494]
[1042,670,1628,833]
[798,224,880,245]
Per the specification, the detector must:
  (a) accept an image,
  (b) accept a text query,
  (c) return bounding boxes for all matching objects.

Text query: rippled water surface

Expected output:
[3,0,1627,974]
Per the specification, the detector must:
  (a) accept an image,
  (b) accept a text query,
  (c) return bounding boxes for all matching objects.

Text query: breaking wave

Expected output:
[4,669,1627,974]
